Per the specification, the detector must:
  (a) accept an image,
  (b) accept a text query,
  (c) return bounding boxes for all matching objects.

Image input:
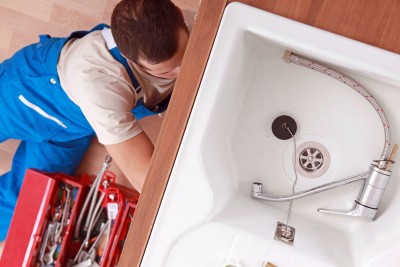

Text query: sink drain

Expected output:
[299,147,324,172]
[294,140,331,179]
[283,135,338,187]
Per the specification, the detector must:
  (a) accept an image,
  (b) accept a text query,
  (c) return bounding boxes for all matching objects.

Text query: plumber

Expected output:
[0,0,189,242]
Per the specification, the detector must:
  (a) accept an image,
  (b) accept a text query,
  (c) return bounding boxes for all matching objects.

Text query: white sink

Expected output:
[142,3,400,267]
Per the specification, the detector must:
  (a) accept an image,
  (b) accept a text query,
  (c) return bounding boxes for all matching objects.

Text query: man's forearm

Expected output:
[105,132,154,192]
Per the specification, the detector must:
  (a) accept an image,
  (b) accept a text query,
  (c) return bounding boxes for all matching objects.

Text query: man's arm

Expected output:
[105,132,154,192]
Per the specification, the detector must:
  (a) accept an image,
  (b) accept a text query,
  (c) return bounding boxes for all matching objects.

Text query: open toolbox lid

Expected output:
[1,169,57,266]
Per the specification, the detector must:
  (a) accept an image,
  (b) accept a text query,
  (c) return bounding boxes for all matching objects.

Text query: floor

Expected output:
[0,0,200,188]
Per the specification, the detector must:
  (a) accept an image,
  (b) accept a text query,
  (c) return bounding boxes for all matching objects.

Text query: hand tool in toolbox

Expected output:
[1,156,140,267]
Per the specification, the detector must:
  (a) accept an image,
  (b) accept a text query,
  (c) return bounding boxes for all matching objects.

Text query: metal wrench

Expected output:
[60,184,73,232]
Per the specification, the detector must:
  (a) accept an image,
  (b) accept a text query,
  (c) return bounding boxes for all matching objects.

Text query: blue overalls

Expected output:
[0,24,168,240]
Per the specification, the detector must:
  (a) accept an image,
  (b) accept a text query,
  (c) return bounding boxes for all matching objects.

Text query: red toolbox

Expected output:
[0,157,139,267]
[0,169,85,267]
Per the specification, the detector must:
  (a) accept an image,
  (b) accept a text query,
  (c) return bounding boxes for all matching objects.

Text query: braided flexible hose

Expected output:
[286,52,391,164]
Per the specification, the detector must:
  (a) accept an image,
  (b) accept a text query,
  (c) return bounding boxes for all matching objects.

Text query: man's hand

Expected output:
[105,132,154,192]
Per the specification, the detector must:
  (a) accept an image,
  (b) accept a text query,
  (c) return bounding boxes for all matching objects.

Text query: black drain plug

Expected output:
[271,115,297,140]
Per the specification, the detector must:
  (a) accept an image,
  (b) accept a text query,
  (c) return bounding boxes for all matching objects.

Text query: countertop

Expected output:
[118,0,400,266]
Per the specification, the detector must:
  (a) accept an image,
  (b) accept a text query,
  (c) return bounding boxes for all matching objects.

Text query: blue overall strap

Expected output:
[109,48,141,92]
[69,23,110,39]
[101,26,170,119]
[101,27,141,93]
[70,24,140,93]
[131,99,157,119]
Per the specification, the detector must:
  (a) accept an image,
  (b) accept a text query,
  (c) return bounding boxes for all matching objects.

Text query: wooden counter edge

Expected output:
[118,0,229,265]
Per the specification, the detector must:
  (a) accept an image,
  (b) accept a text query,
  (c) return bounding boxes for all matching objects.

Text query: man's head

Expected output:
[111,0,189,79]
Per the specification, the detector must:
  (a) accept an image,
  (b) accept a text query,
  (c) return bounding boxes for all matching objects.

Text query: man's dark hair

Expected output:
[111,0,188,64]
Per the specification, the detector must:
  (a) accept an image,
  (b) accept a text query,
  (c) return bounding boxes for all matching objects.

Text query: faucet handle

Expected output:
[318,202,377,219]
[318,162,393,220]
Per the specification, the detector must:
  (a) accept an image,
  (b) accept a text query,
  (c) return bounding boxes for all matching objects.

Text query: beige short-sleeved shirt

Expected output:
[57,31,175,145]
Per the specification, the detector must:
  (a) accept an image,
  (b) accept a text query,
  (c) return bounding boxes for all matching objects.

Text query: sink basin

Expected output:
[142,3,400,267]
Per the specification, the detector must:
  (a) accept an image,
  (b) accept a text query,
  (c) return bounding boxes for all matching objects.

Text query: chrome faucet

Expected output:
[251,162,394,219]
[253,51,398,220]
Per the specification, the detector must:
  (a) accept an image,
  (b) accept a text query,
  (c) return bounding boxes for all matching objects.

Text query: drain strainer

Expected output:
[299,147,324,172]
[283,135,338,187]
[294,141,331,179]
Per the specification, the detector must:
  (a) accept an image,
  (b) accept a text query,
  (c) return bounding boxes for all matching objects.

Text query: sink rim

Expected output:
[142,3,400,267]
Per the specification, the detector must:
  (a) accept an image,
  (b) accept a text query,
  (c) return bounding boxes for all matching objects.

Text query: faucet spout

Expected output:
[251,173,368,202]
[251,163,392,219]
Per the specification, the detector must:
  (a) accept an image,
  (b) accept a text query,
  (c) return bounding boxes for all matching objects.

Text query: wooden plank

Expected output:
[235,0,400,54]
[117,0,228,265]
[48,3,99,31]
[53,0,108,21]
[0,26,13,51]
[173,0,201,11]
[102,0,120,23]
[0,0,53,22]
